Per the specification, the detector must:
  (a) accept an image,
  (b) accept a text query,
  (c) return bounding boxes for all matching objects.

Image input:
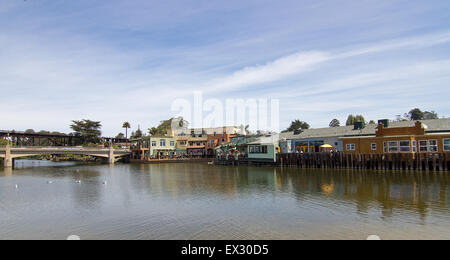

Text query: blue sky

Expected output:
[1,0,450,136]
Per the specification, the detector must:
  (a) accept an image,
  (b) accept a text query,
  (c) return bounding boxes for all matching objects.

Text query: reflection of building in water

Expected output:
[274,168,450,220]
[126,163,450,221]
[321,184,334,195]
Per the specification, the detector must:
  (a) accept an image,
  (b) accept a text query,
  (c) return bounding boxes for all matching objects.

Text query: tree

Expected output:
[346,115,356,126]
[148,117,190,137]
[423,111,438,120]
[131,126,143,139]
[148,127,158,136]
[70,119,102,145]
[285,120,310,135]
[25,129,35,134]
[368,120,376,125]
[355,115,366,124]
[407,108,424,121]
[115,133,125,139]
[346,114,366,126]
[122,122,131,141]
[329,119,340,127]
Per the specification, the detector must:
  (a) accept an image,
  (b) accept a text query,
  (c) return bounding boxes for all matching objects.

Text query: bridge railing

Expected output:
[0,146,130,152]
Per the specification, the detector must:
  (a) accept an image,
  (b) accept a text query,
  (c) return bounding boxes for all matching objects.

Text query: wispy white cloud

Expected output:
[1,0,450,134]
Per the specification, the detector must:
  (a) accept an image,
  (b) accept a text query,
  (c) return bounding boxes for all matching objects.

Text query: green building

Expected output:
[247,136,279,162]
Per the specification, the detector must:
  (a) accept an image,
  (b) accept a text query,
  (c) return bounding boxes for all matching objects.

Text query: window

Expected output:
[383,142,387,153]
[160,139,166,146]
[419,140,428,152]
[152,141,157,147]
[170,141,175,146]
[399,141,411,152]
[412,141,417,153]
[346,144,355,151]
[180,141,186,145]
[371,143,377,151]
[428,140,438,152]
[388,141,398,153]
[210,140,214,146]
[249,145,268,154]
[444,139,450,152]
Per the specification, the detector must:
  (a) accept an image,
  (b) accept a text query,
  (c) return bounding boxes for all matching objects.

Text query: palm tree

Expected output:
[122,122,131,145]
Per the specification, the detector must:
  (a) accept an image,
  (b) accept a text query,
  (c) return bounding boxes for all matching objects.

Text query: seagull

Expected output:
[102,181,107,185]
[47,181,53,184]
[15,184,19,189]
[75,180,81,184]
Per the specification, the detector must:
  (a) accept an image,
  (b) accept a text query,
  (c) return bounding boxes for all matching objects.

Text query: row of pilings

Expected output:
[276,152,450,171]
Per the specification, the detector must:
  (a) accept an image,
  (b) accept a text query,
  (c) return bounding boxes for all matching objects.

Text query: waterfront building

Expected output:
[171,126,243,136]
[247,135,280,162]
[279,118,450,155]
[187,134,207,156]
[131,136,177,159]
[279,132,296,153]
[205,127,237,156]
[341,119,450,154]
[175,136,189,156]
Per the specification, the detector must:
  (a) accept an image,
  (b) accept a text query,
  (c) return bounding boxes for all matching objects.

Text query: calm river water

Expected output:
[0,160,449,240]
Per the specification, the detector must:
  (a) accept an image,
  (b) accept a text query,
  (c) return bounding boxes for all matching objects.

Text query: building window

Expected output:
[419,140,428,152]
[383,142,387,153]
[210,140,214,146]
[399,141,411,152]
[388,141,398,153]
[371,143,377,151]
[160,139,166,146]
[179,141,186,145]
[250,145,268,154]
[444,139,450,152]
[170,141,175,146]
[412,141,417,153]
[428,140,438,152]
[346,144,355,151]
[152,141,157,147]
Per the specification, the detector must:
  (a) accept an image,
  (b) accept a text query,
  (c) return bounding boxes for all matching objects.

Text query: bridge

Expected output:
[0,145,131,168]
[0,130,128,146]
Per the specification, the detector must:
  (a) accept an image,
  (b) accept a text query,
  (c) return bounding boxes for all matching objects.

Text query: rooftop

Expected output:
[281,119,450,140]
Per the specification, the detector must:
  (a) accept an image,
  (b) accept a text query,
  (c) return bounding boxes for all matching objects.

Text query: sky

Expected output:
[1,0,450,136]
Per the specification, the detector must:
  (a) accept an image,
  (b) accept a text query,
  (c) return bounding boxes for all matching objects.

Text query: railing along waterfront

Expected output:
[277,152,450,171]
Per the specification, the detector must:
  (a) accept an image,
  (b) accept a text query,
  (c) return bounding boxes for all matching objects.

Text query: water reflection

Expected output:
[0,161,449,239]
[123,164,450,221]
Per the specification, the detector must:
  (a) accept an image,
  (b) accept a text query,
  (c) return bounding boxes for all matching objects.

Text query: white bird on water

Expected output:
[47,181,53,184]
[102,181,107,185]
[15,184,19,189]
[76,180,81,184]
